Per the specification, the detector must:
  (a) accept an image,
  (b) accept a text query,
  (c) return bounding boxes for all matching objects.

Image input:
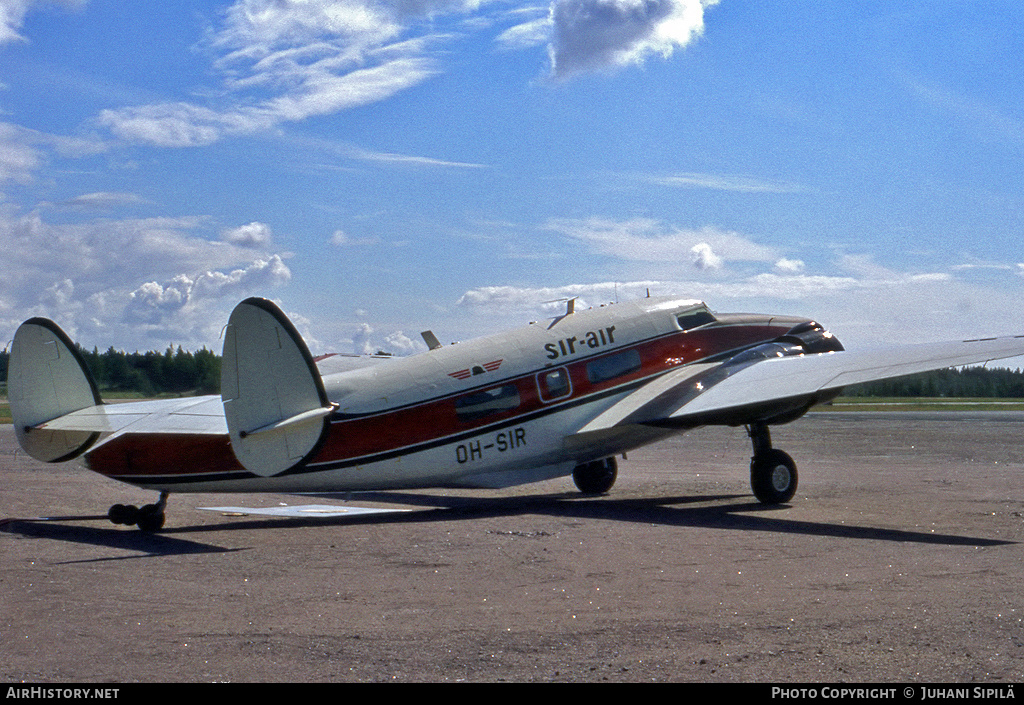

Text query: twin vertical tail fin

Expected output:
[7,318,103,462]
[7,299,332,477]
[221,298,335,477]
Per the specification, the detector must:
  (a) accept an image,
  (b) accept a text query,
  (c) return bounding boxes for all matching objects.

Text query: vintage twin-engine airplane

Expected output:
[7,295,1024,531]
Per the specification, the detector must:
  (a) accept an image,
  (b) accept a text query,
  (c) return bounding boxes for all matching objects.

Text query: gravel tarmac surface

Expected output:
[2,413,1023,683]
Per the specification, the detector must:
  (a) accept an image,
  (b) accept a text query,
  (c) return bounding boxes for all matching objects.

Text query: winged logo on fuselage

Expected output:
[448,359,503,380]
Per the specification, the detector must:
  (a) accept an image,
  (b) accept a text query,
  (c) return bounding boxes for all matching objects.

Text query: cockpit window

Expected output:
[676,306,716,331]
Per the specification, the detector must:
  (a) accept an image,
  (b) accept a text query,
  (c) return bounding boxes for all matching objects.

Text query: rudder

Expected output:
[221,298,334,477]
[8,318,102,462]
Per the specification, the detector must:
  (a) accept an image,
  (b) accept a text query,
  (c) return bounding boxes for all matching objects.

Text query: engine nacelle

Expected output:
[725,321,844,367]
[775,321,844,354]
[704,321,844,426]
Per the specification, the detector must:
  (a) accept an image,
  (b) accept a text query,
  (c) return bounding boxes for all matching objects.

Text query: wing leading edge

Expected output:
[579,334,1024,434]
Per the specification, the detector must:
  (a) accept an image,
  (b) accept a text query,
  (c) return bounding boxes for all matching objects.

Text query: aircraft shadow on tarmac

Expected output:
[0,515,243,559]
[4,491,1009,550]
[336,491,1016,548]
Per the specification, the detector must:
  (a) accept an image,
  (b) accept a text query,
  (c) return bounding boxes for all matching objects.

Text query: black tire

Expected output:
[108,503,139,526]
[107,504,127,524]
[750,449,798,504]
[573,457,618,495]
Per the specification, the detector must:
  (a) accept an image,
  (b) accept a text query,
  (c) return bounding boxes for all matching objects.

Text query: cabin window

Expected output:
[455,384,521,422]
[586,349,642,384]
[537,367,572,402]
[676,307,716,331]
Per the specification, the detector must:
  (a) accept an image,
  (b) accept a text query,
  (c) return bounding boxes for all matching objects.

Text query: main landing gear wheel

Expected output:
[747,423,798,504]
[573,457,618,494]
[108,492,169,532]
[750,448,798,504]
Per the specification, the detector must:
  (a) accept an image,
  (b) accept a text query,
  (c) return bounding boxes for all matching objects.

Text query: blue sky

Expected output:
[2,0,1023,358]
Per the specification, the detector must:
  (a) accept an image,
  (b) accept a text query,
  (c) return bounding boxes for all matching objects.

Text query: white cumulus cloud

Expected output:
[192,255,292,298]
[690,242,722,270]
[548,0,717,78]
[222,221,274,248]
[0,206,294,349]
[774,257,805,274]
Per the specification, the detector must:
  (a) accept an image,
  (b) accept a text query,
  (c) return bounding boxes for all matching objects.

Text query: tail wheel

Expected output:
[573,457,618,495]
[107,492,168,531]
[750,448,798,504]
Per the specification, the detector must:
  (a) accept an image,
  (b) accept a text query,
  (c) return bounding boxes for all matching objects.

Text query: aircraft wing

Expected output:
[29,396,227,436]
[579,334,1024,433]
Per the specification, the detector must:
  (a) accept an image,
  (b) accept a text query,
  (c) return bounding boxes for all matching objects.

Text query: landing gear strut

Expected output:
[108,491,169,532]
[573,457,618,494]
[747,423,798,504]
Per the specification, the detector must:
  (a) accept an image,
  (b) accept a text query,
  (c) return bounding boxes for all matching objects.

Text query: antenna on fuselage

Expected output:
[421,330,442,350]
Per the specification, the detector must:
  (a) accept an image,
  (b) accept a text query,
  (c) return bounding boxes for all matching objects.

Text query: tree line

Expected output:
[843,365,1024,398]
[1,345,1023,398]
[0,345,220,396]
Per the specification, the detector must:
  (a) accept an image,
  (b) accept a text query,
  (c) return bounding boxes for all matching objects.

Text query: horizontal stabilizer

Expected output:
[8,318,102,462]
[241,405,334,437]
[28,396,228,436]
[221,298,334,477]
